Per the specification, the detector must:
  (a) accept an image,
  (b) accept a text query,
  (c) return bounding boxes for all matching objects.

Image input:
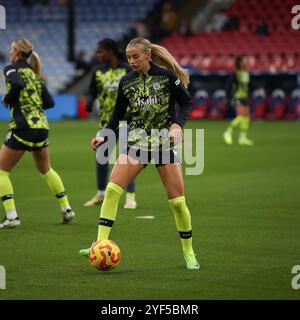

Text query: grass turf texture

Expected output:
[0,119,299,300]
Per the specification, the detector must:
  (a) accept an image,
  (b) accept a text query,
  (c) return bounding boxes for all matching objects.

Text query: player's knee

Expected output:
[106,181,124,197]
[167,188,184,200]
[35,160,50,174]
[109,174,127,190]
[168,196,186,211]
[40,167,53,176]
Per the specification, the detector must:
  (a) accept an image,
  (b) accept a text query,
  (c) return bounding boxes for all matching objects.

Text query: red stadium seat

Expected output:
[266,89,286,120]
[285,89,300,120]
[161,0,299,72]
[190,89,209,119]
[250,88,267,119]
[208,90,228,119]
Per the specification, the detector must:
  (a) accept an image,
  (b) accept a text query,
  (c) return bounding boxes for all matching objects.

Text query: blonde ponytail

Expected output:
[12,38,41,77]
[150,44,189,88]
[127,37,189,88]
[28,51,41,78]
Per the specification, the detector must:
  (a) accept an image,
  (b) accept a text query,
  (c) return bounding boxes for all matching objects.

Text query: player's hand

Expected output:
[90,136,104,151]
[169,123,183,145]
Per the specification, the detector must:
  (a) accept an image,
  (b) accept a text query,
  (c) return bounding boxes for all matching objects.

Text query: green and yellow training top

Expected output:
[100,62,192,150]
[87,62,131,129]
[3,59,54,130]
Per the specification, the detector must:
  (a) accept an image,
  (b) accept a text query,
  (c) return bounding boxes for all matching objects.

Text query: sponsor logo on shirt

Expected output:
[136,95,159,109]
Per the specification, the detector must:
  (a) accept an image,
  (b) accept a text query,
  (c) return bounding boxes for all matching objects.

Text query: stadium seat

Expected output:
[162,0,300,73]
[208,89,228,119]
[250,88,267,120]
[285,89,300,120]
[190,89,209,119]
[266,89,286,120]
[0,0,159,94]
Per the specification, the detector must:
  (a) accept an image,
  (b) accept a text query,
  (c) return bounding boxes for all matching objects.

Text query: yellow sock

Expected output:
[239,116,250,138]
[228,115,242,132]
[41,168,70,211]
[168,196,193,252]
[0,169,17,219]
[97,182,124,240]
[126,192,135,201]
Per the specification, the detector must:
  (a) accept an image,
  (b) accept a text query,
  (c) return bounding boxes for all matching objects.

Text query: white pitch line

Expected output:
[135,216,155,219]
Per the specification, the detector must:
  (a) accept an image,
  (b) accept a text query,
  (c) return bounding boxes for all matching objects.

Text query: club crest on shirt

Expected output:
[152,82,161,91]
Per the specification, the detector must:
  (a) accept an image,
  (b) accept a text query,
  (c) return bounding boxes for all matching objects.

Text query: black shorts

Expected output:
[4,128,49,152]
[232,98,248,108]
[121,147,181,168]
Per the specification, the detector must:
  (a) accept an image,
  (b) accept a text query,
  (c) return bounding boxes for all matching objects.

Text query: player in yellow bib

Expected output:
[80,38,199,270]
[0,38,75,229]
[84,39,137,209]
[223,56,254,146]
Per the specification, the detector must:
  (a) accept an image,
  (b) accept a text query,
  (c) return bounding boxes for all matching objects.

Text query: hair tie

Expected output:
[25,50,33,58]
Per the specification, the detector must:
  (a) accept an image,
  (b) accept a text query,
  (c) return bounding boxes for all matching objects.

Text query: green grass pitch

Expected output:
[0,119,299,300]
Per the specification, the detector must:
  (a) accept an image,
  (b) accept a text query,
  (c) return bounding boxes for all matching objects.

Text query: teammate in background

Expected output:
[0,38,75,229]
[80,37,199,270]
[223,56,254,146]
[84,39,137,209]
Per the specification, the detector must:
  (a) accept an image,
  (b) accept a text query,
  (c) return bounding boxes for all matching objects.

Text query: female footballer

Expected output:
[223,56,254,146]
[0,38,75,229]
[84,38,137,209]
[80,37,199,270]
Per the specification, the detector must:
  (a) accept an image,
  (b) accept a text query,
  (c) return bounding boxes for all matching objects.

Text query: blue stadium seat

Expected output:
[0,0,158,93]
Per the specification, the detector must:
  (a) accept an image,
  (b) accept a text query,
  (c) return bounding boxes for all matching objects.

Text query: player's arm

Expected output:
[101,79,128,134]
[41,82,55,109]
[86,70,99,112]
[169,74,193,144]
[171,78,193,128]
[248,74,254,95]
[91,79,128,150]
[225,73,236,101]
[2,65,25,107]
